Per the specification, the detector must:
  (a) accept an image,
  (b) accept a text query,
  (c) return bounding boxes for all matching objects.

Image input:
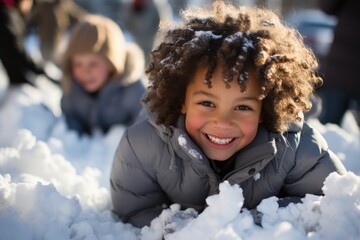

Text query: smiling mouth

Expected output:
[206,134,235,145]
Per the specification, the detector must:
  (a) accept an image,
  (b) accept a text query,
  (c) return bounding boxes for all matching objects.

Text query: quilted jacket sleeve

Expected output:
[110,125,168,228]
[280,123,347,197]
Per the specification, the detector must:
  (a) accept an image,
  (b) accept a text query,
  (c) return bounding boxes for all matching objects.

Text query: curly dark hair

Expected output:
[143,1,322,133]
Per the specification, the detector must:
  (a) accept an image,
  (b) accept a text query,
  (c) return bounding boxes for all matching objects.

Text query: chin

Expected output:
[85,86,98,92]
[206,153,233,161]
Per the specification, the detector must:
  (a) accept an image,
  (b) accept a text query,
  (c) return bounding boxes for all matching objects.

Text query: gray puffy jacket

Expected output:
[110,113,346,227]
[61,79,144,135]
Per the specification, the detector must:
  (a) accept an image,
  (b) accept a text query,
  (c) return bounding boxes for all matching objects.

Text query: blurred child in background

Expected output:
[61,14,146,135]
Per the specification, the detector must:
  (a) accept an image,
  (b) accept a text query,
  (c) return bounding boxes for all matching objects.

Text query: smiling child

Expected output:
[61,14,146,135]
[110,1,346,228]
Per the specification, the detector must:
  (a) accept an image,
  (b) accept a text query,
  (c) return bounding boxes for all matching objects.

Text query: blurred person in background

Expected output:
[118,0,173,66]
[317,0,360,126]
[26,0,87,67]
[61,14,146,135]
[0,0,46,86]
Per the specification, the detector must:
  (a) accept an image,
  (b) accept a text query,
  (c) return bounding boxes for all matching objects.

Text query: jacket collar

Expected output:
[147,112,208,167]
[233,124,277,169]
[287,111,304,132]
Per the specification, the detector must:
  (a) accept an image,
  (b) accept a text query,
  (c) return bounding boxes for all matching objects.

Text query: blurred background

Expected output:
[1,0,340,122]
[0,0,335,78]
[72,0,336,67]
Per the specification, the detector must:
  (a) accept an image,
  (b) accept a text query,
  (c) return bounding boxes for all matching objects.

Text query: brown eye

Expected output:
[199,101,214,107]
[235,105,252,111]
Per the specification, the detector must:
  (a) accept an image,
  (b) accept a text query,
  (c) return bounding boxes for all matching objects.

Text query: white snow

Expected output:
[194,30,222,39]
[178,135,187,147]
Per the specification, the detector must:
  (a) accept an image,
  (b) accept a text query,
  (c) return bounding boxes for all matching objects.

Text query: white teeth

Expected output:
[207,135,233,145]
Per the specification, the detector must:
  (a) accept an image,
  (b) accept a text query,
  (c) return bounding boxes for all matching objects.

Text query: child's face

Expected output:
[181,65,262,161]
[71,53,113,93]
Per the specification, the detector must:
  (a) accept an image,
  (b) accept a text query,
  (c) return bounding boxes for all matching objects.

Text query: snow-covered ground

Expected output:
[0,65,359,239]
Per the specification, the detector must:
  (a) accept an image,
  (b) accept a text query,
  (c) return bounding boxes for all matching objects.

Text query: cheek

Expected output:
[95,67,111,80]
[185,112,207,135]
[241,120,259,141]
[72,67,84,80]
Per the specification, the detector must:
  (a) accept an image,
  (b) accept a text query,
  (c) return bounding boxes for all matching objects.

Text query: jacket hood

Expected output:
[118,42,145,87]
[62,42,145,94]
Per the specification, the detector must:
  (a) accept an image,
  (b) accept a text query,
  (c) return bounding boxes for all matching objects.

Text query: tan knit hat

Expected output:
[62,14,126,93]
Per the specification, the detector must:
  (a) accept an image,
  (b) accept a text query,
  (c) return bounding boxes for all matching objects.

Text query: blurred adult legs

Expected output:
[318,86,360,126]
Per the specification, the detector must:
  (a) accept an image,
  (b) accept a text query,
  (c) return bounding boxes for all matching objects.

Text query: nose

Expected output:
[79,66,92,78]
[83,65,92,74]
[212,110,234,130]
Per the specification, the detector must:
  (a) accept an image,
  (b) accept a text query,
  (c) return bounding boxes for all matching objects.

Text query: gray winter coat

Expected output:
[61,79,144,134]
[110,113,346,227]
